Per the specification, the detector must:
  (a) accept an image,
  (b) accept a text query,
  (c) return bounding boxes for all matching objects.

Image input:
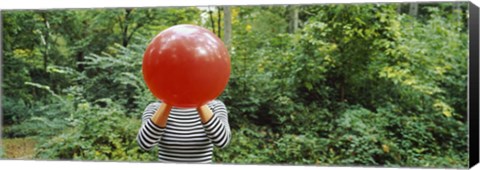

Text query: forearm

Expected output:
[137,102,171,150]
[199,101,231,148]
[197,104,214,123]
[151,103,173,127]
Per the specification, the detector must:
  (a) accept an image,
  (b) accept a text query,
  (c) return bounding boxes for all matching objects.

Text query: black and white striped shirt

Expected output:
[136,100,231,163]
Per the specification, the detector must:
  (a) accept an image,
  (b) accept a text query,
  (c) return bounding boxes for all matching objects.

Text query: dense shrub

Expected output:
[80,41,156,116]
[2,97,32,125]
[213,105,467,168]
[35,100,157,161]
[2,86,73,138]
[215,4,467,168]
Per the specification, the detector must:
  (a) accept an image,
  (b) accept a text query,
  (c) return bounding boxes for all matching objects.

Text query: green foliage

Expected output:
[3,40,160,160]
[2,97,32,125]
[3,82,74,138]
[35,100,157,161]
[214,105,467,168]
[217,4,467,168]
[80,42,154,115]
[381,9,468,120]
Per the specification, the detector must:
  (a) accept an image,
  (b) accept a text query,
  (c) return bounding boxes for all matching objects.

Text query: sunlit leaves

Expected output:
[433,100,454,117]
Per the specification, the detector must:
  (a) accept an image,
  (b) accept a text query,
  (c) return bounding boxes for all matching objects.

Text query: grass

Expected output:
[1,137,36,159]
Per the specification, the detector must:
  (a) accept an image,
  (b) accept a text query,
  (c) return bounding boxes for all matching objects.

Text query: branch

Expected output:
[126,23,144,45]
[117,15,124,32]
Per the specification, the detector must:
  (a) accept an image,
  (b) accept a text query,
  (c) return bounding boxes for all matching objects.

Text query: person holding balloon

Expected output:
[137,25,232,163]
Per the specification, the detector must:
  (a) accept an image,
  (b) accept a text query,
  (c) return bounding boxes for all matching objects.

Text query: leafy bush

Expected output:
[80,40,156,117]
[2,97,32,125]
[213,105,467,168]
[215,4,467,168]
[2,87,73,138]
[35,100,157,161]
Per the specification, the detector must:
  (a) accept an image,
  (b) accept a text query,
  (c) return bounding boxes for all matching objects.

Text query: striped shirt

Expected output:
[136,100,231,163]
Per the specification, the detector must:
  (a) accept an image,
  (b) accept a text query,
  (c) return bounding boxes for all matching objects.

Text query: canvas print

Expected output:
[0,2,469,168]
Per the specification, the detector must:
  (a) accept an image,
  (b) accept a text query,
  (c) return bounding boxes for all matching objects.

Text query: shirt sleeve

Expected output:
[137,102,166,151]
[202,100,232,149]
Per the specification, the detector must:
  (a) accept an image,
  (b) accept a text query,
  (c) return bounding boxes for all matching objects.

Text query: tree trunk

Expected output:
[288,5,299,34]
[76,51,84,72]
[41,12,50,72]
[340,79,345,102]
[209,9,216,35]
[122,9,132,47]
[223,6,232,48]
[396,4,402,14]
[217,7,222,39]
[409,3,418,17]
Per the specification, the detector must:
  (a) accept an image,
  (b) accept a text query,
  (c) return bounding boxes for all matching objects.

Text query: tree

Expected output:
[287,5,299,33]
[223,6,232,48]
[117,8,156,48]
[209,7,216,35]
[217,7,222,39]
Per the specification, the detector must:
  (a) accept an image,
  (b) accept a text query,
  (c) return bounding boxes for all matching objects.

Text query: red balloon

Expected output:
[142,24,231,108]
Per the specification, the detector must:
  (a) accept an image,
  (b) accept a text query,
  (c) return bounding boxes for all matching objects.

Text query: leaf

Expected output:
[245,24,252,32]
[305,82,313,91]
[442,109,452,117]
[382,144,390,153]
[355,17,366,25]
[433,100,453,117]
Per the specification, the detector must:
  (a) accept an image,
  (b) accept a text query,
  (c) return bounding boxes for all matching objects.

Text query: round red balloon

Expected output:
[142,24,231,108]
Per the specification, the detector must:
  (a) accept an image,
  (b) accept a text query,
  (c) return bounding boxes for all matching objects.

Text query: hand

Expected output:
[197,104,214,123]
[151,103,173,128]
